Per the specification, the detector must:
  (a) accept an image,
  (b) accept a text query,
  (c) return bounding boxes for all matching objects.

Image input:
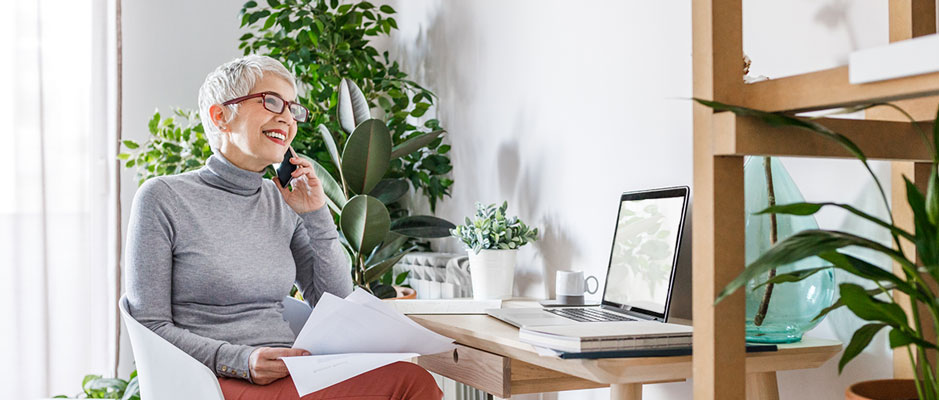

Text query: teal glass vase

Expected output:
[744,157,835,343]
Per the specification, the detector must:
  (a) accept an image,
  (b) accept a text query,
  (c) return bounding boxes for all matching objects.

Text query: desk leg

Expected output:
[610,383,642,400]
[745,372,779,400]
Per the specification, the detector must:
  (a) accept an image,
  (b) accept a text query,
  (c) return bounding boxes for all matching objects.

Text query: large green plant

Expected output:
[238,0,452,211]
[701,99,939,398]
[317,78,454,298]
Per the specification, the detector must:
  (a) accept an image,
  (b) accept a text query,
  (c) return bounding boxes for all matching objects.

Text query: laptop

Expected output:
[487,186,690,329]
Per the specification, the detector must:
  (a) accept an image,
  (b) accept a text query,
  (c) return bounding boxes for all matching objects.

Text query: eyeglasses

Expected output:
[222,92,310,123]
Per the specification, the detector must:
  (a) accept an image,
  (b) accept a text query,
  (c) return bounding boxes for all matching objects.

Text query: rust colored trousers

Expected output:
[218,362,443,400]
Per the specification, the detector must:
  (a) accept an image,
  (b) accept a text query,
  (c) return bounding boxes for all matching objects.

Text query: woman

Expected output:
[125,55,442,399]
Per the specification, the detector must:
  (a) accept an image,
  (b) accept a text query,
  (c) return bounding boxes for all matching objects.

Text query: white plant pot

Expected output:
[467,249,517,300]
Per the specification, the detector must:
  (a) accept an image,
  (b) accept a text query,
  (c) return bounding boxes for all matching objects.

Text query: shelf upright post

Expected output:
[692,0,747,398]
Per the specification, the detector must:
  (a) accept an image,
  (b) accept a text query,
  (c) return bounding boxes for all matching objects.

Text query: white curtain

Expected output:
[0,0,119,397]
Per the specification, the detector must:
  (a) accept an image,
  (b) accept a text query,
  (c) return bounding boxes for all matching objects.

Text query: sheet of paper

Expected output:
[293,290,456,355]
[280,352,418,397]
[283,289,456,397]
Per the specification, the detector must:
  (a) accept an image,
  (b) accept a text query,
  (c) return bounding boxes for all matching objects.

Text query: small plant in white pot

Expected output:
[451,202,539,299]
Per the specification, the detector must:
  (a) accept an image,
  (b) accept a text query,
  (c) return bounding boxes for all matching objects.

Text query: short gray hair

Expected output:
[198,55,298,153]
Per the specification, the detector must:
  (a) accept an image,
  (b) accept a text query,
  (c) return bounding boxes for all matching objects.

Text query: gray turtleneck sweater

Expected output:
[125,152,352,382]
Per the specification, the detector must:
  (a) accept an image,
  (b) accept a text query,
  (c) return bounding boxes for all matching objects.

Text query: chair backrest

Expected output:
[282,296,313,336]
[119,295,225,400]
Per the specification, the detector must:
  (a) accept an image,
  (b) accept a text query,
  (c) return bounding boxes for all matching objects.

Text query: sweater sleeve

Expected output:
[293,206,354,306]
[124,178,257,382]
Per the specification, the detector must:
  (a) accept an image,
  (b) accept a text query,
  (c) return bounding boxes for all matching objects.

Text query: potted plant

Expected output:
[699,98,939,400]
[451,202,539,300]
[53,370,140,399]
[309,78,455,298]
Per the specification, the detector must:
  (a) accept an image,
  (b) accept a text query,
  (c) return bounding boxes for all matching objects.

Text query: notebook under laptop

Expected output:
[487,186,690,330]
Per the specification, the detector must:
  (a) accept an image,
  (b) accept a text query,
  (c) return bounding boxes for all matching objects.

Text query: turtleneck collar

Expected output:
[198,152,264,196]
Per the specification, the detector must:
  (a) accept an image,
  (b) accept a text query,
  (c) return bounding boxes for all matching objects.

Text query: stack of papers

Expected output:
[281,289,456,396]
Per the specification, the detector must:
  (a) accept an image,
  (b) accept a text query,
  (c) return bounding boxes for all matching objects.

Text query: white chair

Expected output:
[119,294,312,400]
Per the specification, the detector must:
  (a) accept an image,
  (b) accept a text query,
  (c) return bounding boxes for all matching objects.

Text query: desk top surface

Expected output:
[409,313,842,384]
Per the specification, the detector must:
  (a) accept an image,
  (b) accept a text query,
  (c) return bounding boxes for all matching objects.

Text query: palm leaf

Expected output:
[839,323,887,373]
[759,202,913,241]
[716,230,912,304]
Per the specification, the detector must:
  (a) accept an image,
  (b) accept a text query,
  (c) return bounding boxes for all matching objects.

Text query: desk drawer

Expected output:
[418,344,510,397]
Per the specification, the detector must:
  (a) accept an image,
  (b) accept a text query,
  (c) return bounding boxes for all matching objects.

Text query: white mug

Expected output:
[556,270,599,297]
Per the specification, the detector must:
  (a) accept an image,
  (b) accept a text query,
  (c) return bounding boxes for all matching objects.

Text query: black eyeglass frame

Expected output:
[222,92,310,123]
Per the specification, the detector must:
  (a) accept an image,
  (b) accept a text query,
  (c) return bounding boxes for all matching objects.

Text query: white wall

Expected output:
[120,0,901,398]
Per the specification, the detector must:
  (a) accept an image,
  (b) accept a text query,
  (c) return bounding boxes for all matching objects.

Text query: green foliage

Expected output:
[450,202,539,254]
[237,0,453,211]
[55,370,139,399]
[700,98,939,399]
[324,79,454,298]
[119,109,210,186]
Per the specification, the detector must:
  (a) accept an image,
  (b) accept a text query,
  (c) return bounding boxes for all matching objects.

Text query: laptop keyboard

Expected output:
[546,307,636,323]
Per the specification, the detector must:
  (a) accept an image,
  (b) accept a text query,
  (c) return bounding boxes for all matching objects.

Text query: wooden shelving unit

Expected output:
[692,0,938,398]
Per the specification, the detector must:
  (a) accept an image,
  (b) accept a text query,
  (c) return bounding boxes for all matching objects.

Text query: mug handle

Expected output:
[585,275,599,295]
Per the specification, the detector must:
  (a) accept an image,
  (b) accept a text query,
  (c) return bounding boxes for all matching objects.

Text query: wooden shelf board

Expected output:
[712,112,934,161]
[740,67,939,113]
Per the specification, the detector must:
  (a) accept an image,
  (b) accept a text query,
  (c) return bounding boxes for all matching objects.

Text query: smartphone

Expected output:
[275,149,297,188]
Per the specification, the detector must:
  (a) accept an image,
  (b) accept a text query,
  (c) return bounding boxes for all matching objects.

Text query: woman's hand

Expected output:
[274,156,328,214]
[248,347,311,385]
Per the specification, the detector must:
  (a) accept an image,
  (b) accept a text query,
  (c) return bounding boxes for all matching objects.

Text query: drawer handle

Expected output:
[453,349,459,363]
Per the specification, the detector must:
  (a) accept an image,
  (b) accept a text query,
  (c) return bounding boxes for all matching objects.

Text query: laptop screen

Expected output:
[602,187,688,320]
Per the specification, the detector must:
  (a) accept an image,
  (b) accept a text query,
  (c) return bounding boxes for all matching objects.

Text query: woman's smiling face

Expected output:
[212,74,298,172]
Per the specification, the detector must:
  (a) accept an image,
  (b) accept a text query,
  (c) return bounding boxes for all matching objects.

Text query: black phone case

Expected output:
[276,150,297,187]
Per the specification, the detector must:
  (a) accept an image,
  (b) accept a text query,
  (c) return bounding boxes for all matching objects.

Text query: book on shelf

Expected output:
[518,321,693,353]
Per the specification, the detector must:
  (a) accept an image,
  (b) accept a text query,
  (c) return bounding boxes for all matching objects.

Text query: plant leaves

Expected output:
[390,129,446,159]
[693,98,867,162]
[839,323,887,373]
[759,202,913,242]
[839,283,908,327]
[341,119,392,194]
[716,230,910,304]
[905,176,939,266]
[753,266,832,288]
[926,166,939,226]
[364,248,411,283]
[888,328,937,350]
[812,284,895,322]
[338,78,371,135]
[317,124,342,171]
[391,215,456,238]
[298,154,346,211]
[370,283,397,299]
[120,377,139,400]
[369,179,409,205]
[819,251,919,298]
[368,231,409,265]
[395,270,410,285]
[340,195,390,256]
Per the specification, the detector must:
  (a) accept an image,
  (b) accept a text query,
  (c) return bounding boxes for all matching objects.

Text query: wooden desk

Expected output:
[410,314,841,400]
